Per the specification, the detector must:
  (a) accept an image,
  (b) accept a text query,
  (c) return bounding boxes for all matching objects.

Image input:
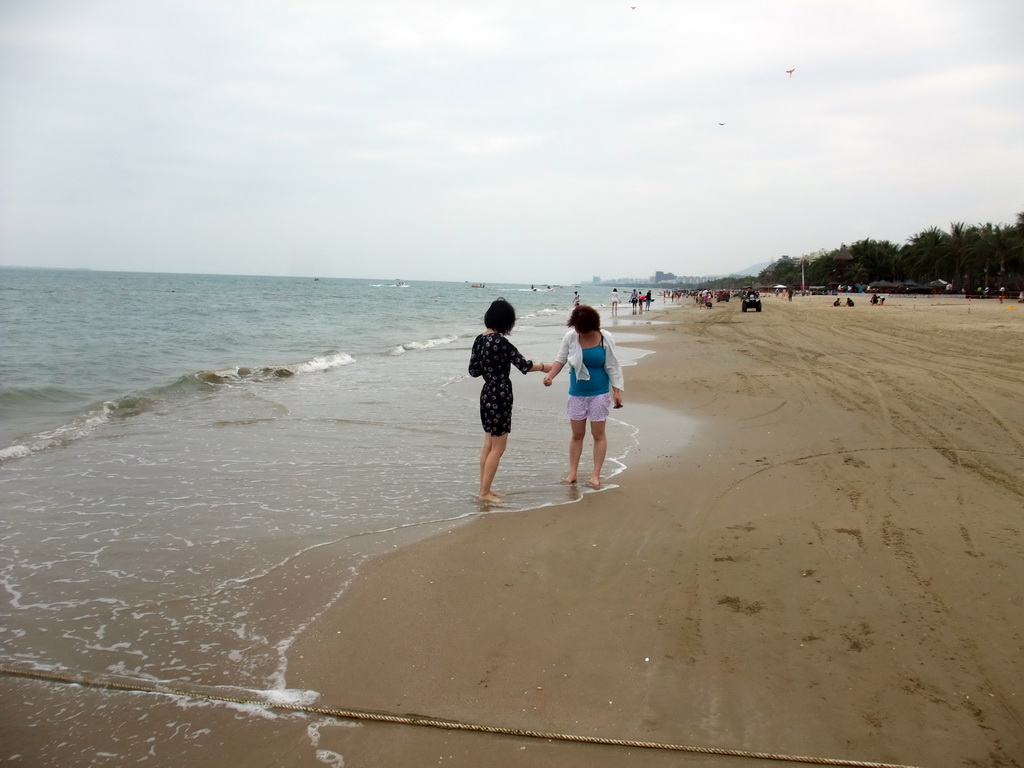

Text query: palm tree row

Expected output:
[757,210,1024,293]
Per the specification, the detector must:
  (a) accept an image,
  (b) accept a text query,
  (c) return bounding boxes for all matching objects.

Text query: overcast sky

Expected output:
[1,1,1022,284]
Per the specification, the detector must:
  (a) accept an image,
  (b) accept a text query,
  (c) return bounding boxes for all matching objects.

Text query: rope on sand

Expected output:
[1,666,921,768]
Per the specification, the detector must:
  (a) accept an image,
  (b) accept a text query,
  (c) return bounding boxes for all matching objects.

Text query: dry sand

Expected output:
[290,293,1024,767]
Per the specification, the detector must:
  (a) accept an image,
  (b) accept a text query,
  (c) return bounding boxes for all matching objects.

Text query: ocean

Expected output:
[0,267,659,764]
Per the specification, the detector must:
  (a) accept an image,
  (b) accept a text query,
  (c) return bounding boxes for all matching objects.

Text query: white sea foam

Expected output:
[316,750,346,767]
[386,334,458,356]
[0,444,32,461]
[260,687,321,707]
[0,401,115,463]
[294,353,356,374]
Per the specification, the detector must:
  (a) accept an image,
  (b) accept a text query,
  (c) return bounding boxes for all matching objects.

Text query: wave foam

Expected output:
[386,334,458,356]
[201,352,356,383]
[0,399,127,464]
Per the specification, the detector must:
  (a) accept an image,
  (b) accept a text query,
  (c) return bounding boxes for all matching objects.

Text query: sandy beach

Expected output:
[284,293,1024,767]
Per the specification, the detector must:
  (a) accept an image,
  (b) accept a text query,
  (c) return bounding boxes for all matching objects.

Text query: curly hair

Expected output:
[484,298,517,334]
[567,304,601,333]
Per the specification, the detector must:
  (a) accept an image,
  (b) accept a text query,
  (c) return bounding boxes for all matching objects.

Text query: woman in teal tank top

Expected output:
[542,305,625,488]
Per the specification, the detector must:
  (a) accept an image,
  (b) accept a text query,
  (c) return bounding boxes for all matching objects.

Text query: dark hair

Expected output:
[485,298,517,334]
[567,304,601,333]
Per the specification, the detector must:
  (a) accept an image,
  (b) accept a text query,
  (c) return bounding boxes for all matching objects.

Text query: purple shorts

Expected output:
[566,393,612,422]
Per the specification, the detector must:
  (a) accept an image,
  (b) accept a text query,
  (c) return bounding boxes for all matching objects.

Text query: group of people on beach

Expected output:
[468,298,624,504]
[608,287,653,316]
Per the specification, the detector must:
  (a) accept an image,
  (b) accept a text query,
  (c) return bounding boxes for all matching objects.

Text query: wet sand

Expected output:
[288,293,1024,767]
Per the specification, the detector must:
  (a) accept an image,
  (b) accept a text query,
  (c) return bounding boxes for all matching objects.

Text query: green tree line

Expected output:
[756,210,1024,293]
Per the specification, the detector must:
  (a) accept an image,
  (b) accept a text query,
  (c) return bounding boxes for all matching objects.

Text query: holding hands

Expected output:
[542,360,564,387]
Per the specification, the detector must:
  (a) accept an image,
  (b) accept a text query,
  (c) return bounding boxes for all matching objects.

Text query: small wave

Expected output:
[0,444,32,461]
[196,352,356,383]
[386,334,458,356]
[0,353,355,463]
[0,395,152,464]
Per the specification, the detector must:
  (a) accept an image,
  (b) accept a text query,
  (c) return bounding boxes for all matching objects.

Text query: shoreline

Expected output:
[286,294,1023,766]
[7,294,1012,766]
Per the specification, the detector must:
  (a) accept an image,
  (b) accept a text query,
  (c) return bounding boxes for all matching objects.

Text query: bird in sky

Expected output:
[785,68,796,77]
[718,122,726,126]
[630,6,636,10]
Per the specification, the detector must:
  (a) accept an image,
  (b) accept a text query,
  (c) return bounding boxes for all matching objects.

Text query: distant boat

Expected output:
[395,280,409,288]
[471,283,486,288]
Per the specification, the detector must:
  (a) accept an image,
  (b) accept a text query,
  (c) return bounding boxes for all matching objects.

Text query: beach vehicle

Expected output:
[716,290,730,302]
[741,290,762,312]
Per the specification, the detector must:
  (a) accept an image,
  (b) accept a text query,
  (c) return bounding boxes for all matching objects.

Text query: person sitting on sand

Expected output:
[468,298,549,503]
[833,298,841,307]
[543,305,624,489]
[846,297,855,307]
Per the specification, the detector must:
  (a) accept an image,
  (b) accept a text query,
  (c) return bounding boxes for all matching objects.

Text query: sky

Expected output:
[1,1,1022,284]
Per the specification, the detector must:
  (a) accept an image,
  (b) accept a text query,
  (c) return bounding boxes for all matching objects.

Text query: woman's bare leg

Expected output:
[588,420,608,488]
[479,433,508,502]
[564,419,587,484]
[478,436,504,497]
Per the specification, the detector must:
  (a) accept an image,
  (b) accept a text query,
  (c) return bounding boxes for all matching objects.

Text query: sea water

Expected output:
[1,268,657,763]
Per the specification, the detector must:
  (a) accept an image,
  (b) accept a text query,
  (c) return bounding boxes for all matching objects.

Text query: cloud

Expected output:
[1,0,1022,283]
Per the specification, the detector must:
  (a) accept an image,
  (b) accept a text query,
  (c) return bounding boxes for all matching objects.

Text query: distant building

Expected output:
[592,275,601,283]
[654,271,676,283]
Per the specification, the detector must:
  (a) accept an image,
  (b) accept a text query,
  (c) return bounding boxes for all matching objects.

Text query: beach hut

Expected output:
[832,244,854,283]
[867,280,900,293]
[901,279,930,294]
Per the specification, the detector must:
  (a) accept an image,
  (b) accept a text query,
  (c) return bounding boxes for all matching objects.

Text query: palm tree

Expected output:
[976,223,1015,293]
[946,222,979,291]
[850,239,901,282]
[905,227,949,284]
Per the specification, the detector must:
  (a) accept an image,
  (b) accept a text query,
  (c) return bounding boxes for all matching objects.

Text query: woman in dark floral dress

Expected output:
[469,299,549,503]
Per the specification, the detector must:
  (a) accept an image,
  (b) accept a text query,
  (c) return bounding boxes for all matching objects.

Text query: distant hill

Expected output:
[730,261,770,277]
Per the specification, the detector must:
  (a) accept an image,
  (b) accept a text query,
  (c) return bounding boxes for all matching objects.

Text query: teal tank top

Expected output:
[568,343,610,396]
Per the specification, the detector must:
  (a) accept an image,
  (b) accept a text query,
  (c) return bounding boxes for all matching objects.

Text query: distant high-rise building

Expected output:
[592,276,601,283]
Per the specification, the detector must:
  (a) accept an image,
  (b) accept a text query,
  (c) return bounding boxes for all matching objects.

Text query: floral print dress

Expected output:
[468,332,533,436]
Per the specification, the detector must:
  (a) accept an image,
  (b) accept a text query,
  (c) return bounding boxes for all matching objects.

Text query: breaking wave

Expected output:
[0,351,355,463]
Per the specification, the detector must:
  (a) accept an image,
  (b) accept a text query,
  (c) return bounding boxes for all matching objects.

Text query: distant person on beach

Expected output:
[573,291,581,308]
[611,288,620,316]
[469,298,549,503]
[543,305,624,489]
[630,289,639,314]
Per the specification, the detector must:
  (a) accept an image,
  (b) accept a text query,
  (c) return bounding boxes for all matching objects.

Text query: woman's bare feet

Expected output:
[561,476,578,485]
[478,492,504,503]
[586,474,602,489]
